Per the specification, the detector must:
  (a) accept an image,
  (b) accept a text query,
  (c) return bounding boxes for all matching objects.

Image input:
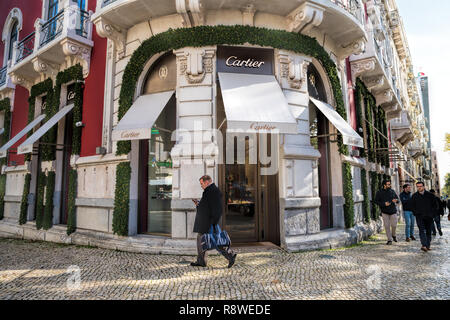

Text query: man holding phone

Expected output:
[190,175,237,268]
[375,180,400,245]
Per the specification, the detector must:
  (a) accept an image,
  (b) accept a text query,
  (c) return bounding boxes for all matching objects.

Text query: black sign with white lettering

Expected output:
[217,46,274,75]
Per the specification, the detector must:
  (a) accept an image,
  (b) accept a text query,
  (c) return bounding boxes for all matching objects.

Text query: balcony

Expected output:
[349,1,402,120]
[92,0,366,58]
[0,63,15,97]
[408,140,422,159]
[8,5,94,87]
[391,111,414,146]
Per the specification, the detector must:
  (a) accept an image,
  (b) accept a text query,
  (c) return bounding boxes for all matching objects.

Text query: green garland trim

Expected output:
[19,174,31,225]
[361,168,370,223]
[55,64,84,155]
[370,171,381,220]
[0,98,11,167]
[67,169,77,235]
[35,171,46,230]
[26,78,54,162]
[112,162,131,236]
[342,162,355,229]
[0,174,6,220]
[354,81,365,158]
[117,25,348,156]
[42,171,55,230]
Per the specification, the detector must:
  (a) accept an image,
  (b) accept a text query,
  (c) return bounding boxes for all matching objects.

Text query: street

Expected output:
[0,219,449,300]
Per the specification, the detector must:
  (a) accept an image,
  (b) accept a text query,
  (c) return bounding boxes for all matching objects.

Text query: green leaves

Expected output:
[19,174,31,225]
[112,162,131,236]
[67,169,77,235]
[342,162,355,229]
[43,171,55,230]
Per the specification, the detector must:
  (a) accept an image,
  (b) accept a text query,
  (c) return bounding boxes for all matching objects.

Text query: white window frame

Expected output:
[2,8,23,67]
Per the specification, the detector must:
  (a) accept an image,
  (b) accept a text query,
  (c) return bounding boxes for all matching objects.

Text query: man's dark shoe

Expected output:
[393,236,398,243]
[438,230,443,236]
[406,238,410,242]
[432,232,437,236]
[421,246,428,252]
[190,262,206,267]
[386,241,392,245]
[426,247,432,251]
[410,236,416,241]
[227,253,237,268]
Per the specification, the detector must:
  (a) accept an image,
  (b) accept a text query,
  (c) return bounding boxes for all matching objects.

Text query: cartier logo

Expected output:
[121,132,140,139]
[250,123,277,131]
[226,56,265,69]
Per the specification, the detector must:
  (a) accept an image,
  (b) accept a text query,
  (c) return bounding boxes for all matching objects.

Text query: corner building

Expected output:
[1,0,424,253]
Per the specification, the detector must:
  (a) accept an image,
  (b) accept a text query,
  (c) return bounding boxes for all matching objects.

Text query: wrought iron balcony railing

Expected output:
[16,32,35,63]
[0,66,6,87]
[330,0,364,23]
[102,0,119,8]
[39,10,64,48]
[76,10,91,38]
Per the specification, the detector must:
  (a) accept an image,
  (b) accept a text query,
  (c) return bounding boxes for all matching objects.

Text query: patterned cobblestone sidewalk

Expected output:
[1,219,449,300]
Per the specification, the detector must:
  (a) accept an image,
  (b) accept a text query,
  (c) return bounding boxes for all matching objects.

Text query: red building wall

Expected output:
[1,1,43,166]
[80,0,107,157]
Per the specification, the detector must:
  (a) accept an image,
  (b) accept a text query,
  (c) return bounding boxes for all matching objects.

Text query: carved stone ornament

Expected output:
[32,57,60,76]
[350,58,376,85]
[374,89,393,105]
[9,72,33,91]
[363,75,384,91]
[93,16,126,59]
[177,48,215,84]
[176,0,204,27]
[279,53,310,90]
[339,37,366,59]
[287,2,324,33]
[61,39,92,78]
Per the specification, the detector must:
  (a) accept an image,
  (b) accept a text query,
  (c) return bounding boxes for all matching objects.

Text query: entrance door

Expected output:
[220,135,279,244]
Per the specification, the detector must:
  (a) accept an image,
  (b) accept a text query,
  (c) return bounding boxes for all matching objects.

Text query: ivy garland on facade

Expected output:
[0,98,11,220]
[361,168,370,223]
[42,171,55,230]
[35,171,46,230]
[112,25,354,234]
[19,174,31,225]
[67,169,77,235]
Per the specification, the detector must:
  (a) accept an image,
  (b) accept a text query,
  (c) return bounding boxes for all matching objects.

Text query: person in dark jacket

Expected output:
[375,180,400,245]
[191,175,237,268]
[410,182,439,252]
[400,184,416,242]
[430,190,444,236]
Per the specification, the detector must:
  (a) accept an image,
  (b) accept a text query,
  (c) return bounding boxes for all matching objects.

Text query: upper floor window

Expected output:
[48,0,59,20]
[76,0,86,10]
[7,20,18,61]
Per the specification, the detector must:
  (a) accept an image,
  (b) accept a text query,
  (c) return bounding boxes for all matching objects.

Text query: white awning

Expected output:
[310,97,364,148]
[218,72,298,134]
[17,104,75,155]
[112,90,175,141]
[0,128,4,135]
[0,115,46,158]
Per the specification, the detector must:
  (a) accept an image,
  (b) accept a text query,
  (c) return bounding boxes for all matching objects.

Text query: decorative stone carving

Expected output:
[339,37,366,59]
[363,75,384,91]
[61,38,91,78]
[278,52,310,91]
[242,4,256,26]
[374,89,393,105]
[287,2,324,33]
[93,17,126,59]
[350,58,376,85]
[176,0,204,27]
[32,57,60,76]
[9,72,33,91]
[176,48,215,84]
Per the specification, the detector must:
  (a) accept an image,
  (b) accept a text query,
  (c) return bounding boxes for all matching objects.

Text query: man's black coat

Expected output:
[193,183,223,234]
[374,188,399,215]
[410,191,439,218]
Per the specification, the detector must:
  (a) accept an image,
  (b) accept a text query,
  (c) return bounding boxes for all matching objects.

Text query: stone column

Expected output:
[276,50,321,251]
[172,46,216,239]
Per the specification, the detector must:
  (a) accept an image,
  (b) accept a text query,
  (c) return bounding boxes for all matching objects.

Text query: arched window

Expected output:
[7,20,18,61]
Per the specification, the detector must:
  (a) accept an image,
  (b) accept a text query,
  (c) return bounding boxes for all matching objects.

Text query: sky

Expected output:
[396,0,450,188]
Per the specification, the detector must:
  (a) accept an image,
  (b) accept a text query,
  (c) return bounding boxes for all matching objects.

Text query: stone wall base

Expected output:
[284,219,383,252]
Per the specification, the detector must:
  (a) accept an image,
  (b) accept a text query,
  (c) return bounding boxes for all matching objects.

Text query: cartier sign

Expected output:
[217,46,273,75]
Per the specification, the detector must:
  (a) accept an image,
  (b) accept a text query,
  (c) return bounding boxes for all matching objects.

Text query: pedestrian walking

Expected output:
[447,198,450,221]
[375,180,400,245]
[410,182,439,252]
[400,184,416,242]
[191,175,237,268]
[430,190,444,236]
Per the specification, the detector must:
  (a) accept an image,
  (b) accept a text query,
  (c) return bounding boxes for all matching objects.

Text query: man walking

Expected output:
[410,182,439,252]
[400,184,416,242]
[191,175,237,268]
[430,189,444,236]
[375,180,400,245]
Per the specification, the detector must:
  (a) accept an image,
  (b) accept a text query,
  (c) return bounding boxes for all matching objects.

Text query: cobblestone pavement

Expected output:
[1,218,449,300]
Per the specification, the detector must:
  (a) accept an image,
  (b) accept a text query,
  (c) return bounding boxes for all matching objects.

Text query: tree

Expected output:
[443,173,450,198]
[445,133,450,152]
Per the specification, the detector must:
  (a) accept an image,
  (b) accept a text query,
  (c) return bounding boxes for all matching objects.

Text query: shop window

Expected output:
[139,53,176,235]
